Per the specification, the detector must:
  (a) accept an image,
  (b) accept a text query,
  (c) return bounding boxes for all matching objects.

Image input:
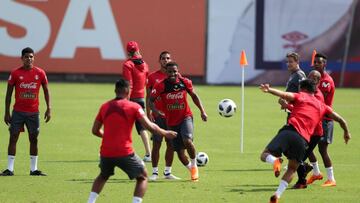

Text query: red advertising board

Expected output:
[0,0,206,76]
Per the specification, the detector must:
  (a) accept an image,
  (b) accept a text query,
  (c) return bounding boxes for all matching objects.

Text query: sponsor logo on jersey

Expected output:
[35,75,39,80]
[167,102,185,110]
[20,82,37,89]
[166,92,183,100]
[20,92,37,99]
[19,76,24,80]
[322,82,330,88]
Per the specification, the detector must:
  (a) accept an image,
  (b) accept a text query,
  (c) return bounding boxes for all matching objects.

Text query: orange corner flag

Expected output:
[311,49,317,67]
[240,50,248,67]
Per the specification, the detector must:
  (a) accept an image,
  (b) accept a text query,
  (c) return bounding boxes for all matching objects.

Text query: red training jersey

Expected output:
[8,66,48,113]
[151,76,193,126]
[95,99,145,157]
[319,72,335,120]
[288,92,333,142]
[122,57,149,99]
[146,70,167,118]
[313,88,325,136]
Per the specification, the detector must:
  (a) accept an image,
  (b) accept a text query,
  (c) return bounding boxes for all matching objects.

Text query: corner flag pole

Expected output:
[240,50,248,153]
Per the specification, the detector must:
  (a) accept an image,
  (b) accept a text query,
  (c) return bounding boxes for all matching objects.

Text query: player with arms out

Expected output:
[259,79,350,203]
[146,51,179,180]
[149,62,207,181]
[1,47,51,176]
[87,78,177,203]
[122,41,152,162]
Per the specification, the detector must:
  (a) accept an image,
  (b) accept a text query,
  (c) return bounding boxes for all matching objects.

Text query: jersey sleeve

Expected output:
[8,71,16,85]
[324,104,333,115]
[95,106,104,123]
[41,69,48,85]
[182,77,194,93]
[150,82,163,99]
[122,62,133,91]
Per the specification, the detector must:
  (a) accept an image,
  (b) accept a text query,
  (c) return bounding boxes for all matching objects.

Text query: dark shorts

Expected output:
[130,98,146,134]
[303,135,321,161]
[9,110,40,135]
[151,116,172,143]
[99,153,145,179]
[169,117,194,152]
[266,125,308,162]
[319,120,334,144]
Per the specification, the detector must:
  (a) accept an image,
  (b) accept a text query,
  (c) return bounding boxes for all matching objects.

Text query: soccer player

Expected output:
[122,41,151,162]
[149,62,208,181]
[1,47,51,176]
[87,78,177,203]
[259,79,350,203]
[146,51,179,180]
[284,52,306,93]
[307,53,338,187]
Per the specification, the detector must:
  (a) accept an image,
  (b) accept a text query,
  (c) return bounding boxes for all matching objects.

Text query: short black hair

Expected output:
[315,53,327,60]
[115,77,130,91]
[159,51,171,60]
[21,47,34,57]
[299,79,316,93]
[166,61,178,68]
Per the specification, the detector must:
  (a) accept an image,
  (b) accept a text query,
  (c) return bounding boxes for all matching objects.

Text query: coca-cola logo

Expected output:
[166,92,183,100]
[20,82,37,89]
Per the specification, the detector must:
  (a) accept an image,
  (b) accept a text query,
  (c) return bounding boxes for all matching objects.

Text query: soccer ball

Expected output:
[196,152,209,167]
[218,99,237,117]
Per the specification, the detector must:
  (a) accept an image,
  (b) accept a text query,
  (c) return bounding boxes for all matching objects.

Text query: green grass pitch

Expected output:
[0,82,359,202]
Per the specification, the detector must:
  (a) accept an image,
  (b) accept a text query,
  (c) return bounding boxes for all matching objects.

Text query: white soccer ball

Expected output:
[218,99,237,117]
[196,152,209,167]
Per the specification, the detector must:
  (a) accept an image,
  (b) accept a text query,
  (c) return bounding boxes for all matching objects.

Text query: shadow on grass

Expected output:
[210,169,272,172]
[66,178,189,184]
[43,160,98,163]
[226,184,278,193]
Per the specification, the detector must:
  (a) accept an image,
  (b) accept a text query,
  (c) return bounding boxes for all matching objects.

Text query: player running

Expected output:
[149,62,207,181]
[87,78,177,203]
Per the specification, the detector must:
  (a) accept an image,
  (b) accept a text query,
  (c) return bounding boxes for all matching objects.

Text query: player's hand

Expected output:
[278,98,288,110]
[344,132,351,144]
[147,112,155,122]
[4,112,11,126]
[164,130,177,139]
[201,112,208,122]
[259,84,270,92]
[44,108,51,123]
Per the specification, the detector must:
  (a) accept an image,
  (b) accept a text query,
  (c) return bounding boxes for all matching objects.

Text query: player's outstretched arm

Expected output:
[189,91,207,121]
[138,115,177,139]
[4,84,14,126]
[91,120,104,138]
[259,84,295,102]
[328,111,351,144]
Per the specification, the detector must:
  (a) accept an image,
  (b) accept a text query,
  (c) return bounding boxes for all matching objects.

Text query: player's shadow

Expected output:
[227,184,278,193]
[44,160,98,163]
[67,178,134,184]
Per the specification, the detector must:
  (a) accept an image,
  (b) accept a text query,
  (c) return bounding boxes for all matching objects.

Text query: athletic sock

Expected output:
[274,180,288,198]
[164,166,172,175]
[185,162,191,170]
[310,161,321,175]
[152,167,159,175]
[7,155,15,171]
[87,192,99,203]
[326,167,335,181]
[190,159,197,167]
[265,154,277,164]
[30,155,38,172]
[132,196,143,203]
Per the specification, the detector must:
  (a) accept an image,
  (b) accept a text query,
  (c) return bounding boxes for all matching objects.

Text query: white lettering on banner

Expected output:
[20,82,37,89]
[51,0,125,59]
[0,1,50,56]
[166,92,183,100]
